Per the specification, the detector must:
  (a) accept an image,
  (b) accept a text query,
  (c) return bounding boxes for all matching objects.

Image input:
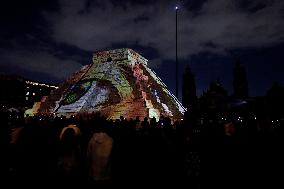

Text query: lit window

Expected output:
[26,97,29,101]
[26,92,30,96]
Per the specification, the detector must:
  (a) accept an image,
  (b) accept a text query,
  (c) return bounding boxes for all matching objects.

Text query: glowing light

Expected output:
[175,6,179,10]
[149,108,159,120]
[162,103,173,116]
[25,80,58,89]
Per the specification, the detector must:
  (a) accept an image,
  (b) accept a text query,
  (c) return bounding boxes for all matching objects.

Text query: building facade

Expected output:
[0,75,58,110]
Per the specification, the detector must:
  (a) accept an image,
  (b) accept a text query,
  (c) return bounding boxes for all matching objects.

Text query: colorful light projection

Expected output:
[38,48,185,120]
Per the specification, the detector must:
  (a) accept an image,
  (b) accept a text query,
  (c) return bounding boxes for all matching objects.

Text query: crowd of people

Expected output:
[0,110,283,188]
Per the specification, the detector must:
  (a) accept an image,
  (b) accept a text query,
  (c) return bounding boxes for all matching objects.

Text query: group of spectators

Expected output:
[0,110,283,188]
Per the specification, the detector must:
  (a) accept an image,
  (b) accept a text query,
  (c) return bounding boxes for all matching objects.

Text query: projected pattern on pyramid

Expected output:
[38,48,185,120]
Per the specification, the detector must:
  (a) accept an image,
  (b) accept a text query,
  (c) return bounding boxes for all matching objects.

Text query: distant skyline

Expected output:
[1,0,284,98]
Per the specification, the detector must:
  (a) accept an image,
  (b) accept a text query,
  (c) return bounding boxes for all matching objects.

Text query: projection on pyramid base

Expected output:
[37,48,185,120]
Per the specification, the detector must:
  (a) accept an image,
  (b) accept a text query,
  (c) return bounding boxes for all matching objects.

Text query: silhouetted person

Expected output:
[141,117,150,129]
[87,128,113,186]
[56,126,82,185]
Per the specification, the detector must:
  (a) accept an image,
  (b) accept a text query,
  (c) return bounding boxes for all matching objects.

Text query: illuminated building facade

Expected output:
[38,48,185,120]
[24,80,58,107]
[0,75,58,109]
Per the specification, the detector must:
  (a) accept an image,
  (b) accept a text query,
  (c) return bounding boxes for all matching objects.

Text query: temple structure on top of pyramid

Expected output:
[36,48,185,120]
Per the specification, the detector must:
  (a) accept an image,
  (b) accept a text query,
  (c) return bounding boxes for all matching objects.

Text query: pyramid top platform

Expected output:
[93,48,148,66]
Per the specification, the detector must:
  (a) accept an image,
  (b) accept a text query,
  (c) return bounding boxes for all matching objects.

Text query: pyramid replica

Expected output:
[37,48,185,120]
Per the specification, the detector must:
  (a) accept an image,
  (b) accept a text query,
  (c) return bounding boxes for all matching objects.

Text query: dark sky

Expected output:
[0,0,284,99]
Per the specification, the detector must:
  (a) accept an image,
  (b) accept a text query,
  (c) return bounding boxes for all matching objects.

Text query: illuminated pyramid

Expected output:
[38,48,185,120]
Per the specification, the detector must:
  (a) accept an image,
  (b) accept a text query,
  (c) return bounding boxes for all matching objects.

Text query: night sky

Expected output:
[1,0,284,99]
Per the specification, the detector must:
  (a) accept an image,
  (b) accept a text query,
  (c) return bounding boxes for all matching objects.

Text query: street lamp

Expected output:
[175,6,179,99]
